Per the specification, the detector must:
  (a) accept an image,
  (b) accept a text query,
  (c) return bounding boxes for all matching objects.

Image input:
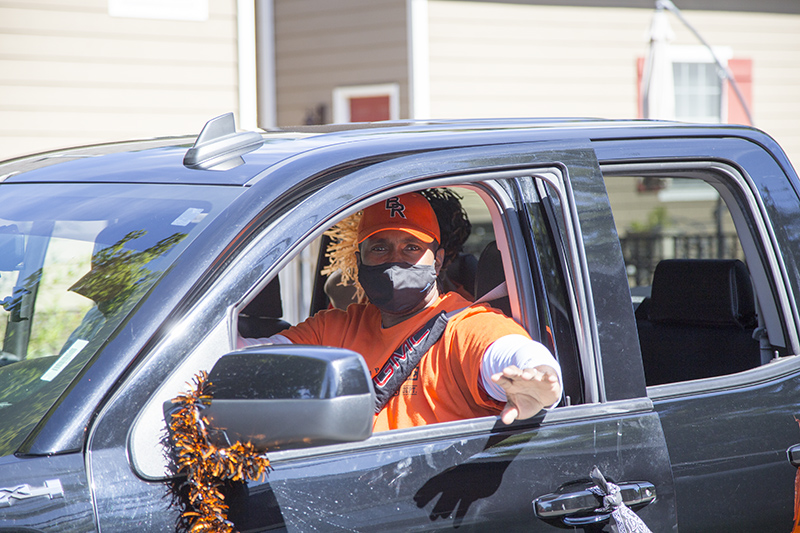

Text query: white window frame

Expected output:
[332,83,400,124]
[669,45,733,124]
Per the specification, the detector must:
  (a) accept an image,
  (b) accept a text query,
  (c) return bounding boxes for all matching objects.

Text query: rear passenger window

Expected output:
[603,171,785,387]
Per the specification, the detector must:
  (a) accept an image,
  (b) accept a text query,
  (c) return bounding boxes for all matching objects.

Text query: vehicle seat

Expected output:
[238,277,291,339]
[474,241,511,316]
[637,259,759,386]
[444,252,478,300]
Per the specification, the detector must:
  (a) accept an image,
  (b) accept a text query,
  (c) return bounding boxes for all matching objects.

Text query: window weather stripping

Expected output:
[183,113,264,171]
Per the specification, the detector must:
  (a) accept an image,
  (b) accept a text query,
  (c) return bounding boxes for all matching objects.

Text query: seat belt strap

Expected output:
[372,310,449,413]
[473,281,507,306]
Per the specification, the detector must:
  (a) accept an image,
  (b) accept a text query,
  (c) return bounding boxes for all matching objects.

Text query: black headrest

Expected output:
[241,277,283,319]
[475,241,504,300]
[473,240,512,316]
[446,252,478,296]
[648,259,756,328]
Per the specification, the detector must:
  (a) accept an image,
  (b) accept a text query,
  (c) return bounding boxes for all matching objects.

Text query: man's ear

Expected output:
[434,247,445,274]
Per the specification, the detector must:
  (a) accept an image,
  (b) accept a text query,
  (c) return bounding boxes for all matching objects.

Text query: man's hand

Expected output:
[491,364,561,425]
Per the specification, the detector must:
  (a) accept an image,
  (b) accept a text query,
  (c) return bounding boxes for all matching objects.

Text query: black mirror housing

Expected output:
[166,345,375,453]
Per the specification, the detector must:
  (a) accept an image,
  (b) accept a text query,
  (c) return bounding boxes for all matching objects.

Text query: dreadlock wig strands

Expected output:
[420,188,471,267]
[322,212,365,302]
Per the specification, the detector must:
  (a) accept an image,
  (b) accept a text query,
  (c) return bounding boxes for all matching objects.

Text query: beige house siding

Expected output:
[427,3,644,118]
[273,0,409,127]
[426,1,800,168]
[0,0,239,161]
[4,0,798,170]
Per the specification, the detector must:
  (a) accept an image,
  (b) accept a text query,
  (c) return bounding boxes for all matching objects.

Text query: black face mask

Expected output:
[357,259,438,315]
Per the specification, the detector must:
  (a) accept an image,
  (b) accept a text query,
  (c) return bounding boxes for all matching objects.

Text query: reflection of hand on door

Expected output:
[413,432,527,527]
[414,458,513,526]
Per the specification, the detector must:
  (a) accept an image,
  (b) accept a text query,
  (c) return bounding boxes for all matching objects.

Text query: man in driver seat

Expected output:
[240,192,561,432]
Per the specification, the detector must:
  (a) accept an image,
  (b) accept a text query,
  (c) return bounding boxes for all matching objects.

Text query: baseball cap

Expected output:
[357,192,440,244]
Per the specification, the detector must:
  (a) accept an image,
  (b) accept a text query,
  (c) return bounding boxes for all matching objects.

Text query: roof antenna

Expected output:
[183,113,264,171]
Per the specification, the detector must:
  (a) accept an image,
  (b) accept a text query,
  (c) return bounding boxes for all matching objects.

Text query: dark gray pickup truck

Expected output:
[1,116,799,532]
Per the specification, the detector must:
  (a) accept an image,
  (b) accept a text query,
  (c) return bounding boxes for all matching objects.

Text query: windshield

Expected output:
[0,182,240,456]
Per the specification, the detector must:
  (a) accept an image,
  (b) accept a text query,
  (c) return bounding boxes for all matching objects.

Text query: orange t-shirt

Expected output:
[280,292,532,432]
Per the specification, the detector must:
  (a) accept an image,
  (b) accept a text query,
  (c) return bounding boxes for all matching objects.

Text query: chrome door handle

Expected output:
[534,479,656,527]
[787,444,800,467]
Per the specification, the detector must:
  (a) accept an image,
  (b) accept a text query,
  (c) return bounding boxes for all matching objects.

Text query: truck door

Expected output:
[597,135,800,531]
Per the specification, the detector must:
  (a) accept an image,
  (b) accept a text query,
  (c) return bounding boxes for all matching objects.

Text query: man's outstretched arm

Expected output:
[480,334,562,424]
[491,364,561,424]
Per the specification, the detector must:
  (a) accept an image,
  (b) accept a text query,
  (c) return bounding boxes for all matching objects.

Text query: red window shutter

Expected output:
[727,58,753,125]
[636,57,645,119]
[349,95,391,122]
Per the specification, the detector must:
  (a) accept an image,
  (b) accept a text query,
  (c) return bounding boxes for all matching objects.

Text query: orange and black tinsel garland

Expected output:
[165,371,272,533]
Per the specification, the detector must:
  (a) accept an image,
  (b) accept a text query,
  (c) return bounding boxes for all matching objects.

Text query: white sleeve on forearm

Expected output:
[480,334,562,404]
[237,334,292,349]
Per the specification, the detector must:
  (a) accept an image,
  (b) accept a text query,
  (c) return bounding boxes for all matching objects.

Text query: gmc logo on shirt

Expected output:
[373,328,430,387]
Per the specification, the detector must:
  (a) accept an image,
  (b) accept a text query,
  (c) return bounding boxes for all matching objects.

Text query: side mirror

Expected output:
[165,345,375,452]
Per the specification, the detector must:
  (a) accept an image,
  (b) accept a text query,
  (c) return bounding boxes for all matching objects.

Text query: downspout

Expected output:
[256,0,277,129]
[237,0,258,130]
[407,0,430,119]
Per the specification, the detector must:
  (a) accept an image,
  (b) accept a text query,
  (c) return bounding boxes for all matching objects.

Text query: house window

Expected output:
[638,45,750,125]
[637,46,752,202]
[673,61,722,123]
[670,45,731,123]
[332,84,400,123]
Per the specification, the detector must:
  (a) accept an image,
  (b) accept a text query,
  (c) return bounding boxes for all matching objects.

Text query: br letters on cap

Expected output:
[384,197,407,219]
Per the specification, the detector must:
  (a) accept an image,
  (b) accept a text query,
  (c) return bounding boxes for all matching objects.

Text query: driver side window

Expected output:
[233,180,573,426]
[237,186,500,338]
